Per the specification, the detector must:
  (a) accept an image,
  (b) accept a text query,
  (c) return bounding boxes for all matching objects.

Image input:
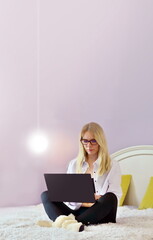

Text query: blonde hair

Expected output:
[76,122,111,176]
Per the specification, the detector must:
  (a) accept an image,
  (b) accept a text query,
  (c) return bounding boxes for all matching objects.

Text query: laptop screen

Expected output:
[44,173,95,203]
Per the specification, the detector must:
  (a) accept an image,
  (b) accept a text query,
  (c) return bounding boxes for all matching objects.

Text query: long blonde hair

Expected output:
[76,122,111,175]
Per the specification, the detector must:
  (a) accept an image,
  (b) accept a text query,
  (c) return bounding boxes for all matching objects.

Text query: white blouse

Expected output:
[64,157,122,210]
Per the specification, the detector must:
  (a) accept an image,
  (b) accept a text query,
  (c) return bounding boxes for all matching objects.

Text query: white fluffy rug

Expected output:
[0,204,153,240]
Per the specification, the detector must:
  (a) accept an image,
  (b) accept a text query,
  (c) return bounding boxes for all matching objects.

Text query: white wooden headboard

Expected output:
[111,145,153,206]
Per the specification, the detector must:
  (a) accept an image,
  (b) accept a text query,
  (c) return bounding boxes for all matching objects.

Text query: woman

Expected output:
[41,122,122,231]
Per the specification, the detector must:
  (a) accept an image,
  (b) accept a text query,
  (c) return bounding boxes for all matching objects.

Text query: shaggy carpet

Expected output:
[0,204,153,240]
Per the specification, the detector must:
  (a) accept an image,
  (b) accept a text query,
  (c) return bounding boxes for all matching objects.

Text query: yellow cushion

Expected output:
[119,175,132,206]
[138,177,153,210]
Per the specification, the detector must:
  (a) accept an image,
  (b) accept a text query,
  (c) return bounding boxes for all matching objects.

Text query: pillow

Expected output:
[138,177,153,210]
[119,175,132,206]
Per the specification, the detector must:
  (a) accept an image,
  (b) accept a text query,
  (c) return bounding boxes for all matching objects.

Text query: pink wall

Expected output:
[0,0,153,207]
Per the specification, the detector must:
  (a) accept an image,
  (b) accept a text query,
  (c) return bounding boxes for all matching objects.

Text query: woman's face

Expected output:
[82,131,99,157]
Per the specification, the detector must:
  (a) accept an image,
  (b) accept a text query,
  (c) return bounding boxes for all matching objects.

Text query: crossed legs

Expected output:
[41,191,118,225]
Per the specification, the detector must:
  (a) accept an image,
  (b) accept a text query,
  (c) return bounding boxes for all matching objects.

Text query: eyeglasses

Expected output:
[80,139,98,145]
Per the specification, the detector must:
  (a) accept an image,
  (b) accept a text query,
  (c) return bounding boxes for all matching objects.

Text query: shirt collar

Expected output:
[82,156,101,167]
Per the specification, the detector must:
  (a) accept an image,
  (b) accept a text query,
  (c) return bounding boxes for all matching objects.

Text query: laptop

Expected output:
[44,173,95,203]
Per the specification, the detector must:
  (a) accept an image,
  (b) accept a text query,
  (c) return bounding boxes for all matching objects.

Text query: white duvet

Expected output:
[0,204,153,240]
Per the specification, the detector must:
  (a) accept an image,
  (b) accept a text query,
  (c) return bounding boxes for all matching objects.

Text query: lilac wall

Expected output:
[0,0,153,207]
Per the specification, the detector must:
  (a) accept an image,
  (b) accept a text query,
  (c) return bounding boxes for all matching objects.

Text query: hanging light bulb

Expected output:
[27,131,49,154]
[27,0,49,155]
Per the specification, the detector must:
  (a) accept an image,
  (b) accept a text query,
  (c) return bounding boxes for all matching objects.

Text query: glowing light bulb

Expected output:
[27,131,49,154]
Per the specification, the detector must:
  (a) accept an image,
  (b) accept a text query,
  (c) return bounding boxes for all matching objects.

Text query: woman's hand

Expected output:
[81,202,94,207]
[81,195,102,207]
[94,194,102,200]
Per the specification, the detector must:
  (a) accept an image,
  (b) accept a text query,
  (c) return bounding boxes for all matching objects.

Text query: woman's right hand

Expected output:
[81,202,94,207]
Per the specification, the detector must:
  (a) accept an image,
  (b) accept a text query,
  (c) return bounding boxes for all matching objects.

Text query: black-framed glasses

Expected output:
[80,139,98,145]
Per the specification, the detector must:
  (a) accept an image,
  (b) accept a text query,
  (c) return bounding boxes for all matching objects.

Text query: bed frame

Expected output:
[111,145,153,207]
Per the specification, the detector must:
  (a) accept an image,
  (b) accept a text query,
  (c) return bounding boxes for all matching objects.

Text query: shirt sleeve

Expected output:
[63,159,82,210]
[106,160,122,200]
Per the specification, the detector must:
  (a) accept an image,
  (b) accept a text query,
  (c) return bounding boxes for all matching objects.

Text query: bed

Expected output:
[0,145,153,240]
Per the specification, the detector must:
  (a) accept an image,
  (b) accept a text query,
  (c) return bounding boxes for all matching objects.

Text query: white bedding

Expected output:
[0,204,153,240]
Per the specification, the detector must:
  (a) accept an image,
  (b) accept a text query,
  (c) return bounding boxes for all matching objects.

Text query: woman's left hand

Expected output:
[81,195,102,207]
[94,194,101,200]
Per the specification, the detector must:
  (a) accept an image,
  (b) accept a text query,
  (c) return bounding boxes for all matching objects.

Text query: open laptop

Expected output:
[44,173,95,203]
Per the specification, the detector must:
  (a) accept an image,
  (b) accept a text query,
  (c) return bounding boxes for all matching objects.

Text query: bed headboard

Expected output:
[111,145,153,207]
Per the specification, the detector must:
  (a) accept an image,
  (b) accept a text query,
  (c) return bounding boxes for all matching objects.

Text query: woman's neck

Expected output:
[86,154,98,164]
